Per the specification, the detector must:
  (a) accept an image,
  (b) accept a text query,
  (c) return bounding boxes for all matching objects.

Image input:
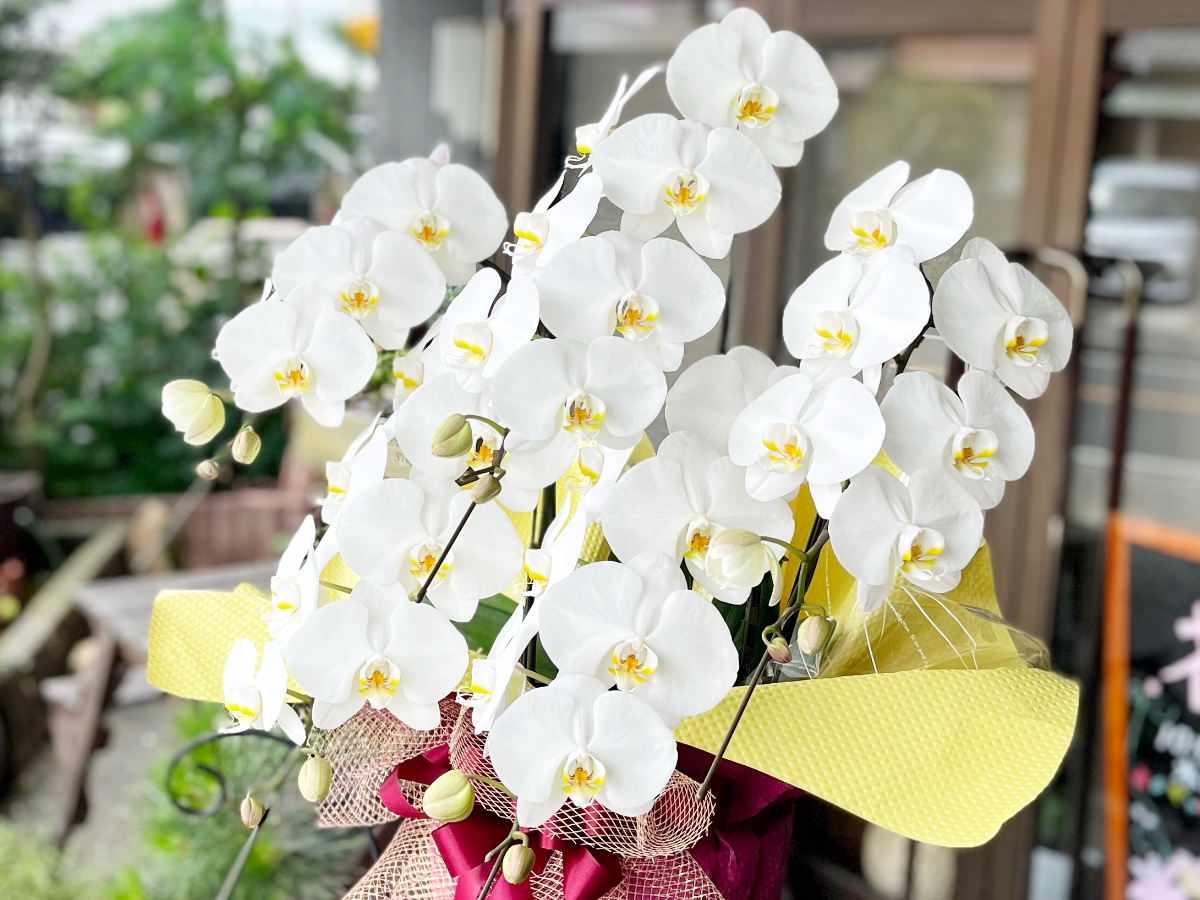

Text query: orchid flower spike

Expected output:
[506,172,603,277]
[338,155,508,286]
[539,553,738,726]
[573,64,663,163]
[782,246,930,393]
[335,472,524,622]
[666,7,837,167]
[882,370,1034,509]
[829,466,984,612]
[286,580,468,731]
[490,336,667,454]
[485,673,677,828]
[592,114,781,259]
[459,601,541,735]
[266,515,325,646]
[602,432,793,604]
[271,215,445,350]
[932,237,1072,399]
[825,160,973,263]
[320,420,388,525]
[728,373,884,515]
[537,231,725,372]
[223,639,305,744]
[664,346,794,455]
[214,284,376,428]
[435,268,539,392]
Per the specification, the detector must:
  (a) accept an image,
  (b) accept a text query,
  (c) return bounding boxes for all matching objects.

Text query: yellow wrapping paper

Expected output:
[146,458,1077,848]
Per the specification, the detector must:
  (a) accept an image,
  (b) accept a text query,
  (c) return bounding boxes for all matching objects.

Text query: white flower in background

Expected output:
[266,515,324,645]
[222,639,305,744]
[161,379,225,445]
[319,421,388,526]
[592,114,781,259]
[393,354,425,409]
[485,673,676,828]
[339,155,508,286]
[602,432,793,603]
[664,346,794,454]
[882,370,1034,509]
[214,285,376,428]
[932,237,1072,399]
[666,7,837,167]
[391,373,576,512]
[286,580,468,731]
[537,232,725,372]
[459,602,540,735]
[491,337,667,455]
[507,172,603,277]
[573,65,662,162]
[829,466,984,612]
[336,473,524,622]
[539,554,738,726]
[436,269,539,392]
[824,161,973,263]
[728,373,884,515]
[270,216,446,349]
[782,246,929,392]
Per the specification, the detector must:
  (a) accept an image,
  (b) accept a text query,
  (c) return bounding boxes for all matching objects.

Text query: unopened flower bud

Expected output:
[195,459,219,481]
[240,795,265,828]
[704,529,767,591]
[231,425,261,464]
[298,754,332,804]
[796,615,835,657]
[431,414,472,458]
[503,843,536,885]
[471,472,503,504]
[162,379,225,445]
[766,636,792,664]
[422,769,475,823]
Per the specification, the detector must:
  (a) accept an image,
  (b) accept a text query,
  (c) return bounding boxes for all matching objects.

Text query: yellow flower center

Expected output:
[410,210,450,249]
[340,277,379,319]
[273,357,310,396]
[664,170,709,215]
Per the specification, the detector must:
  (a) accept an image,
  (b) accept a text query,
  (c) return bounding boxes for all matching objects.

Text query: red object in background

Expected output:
[0,557,25,595]
[1131,764,1152,793]
[138,184,164,243]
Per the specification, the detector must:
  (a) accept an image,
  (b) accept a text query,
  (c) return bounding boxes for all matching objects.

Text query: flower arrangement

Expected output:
[148,9,1080,899]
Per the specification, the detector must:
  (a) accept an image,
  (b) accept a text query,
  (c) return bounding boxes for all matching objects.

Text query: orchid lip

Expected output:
[561,750,606,807]
[608,637,658,690]
[950,426,999,481]
[759,422,808,473]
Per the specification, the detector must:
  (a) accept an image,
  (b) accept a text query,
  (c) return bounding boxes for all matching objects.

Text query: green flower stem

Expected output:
[760,536,807,560]
[320,580,354,594]
[463,414,509,436]
[464,772,515,797]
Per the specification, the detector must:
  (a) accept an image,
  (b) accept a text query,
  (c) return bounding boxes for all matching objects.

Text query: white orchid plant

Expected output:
[172,7,1072,842]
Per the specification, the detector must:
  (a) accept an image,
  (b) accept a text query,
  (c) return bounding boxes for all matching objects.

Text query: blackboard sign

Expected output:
[1103,514,1200,900]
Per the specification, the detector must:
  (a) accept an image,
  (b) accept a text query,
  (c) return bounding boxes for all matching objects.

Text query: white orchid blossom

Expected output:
[728,373,884,514]
[286,580,468,731]
[602,432,793,604]
[537,231,725,371]
[882,370,1034,509]
[573,65,663,163]
[932,237,1072,400]
[666,7,837,167]
[436,269,539,392]
[485,672,676,828]
[320,421,388,526]
[782,246,929,392]
[829,466,984,612]
[393,354,425,409]
[507,172,603,277]
[592,114,781,259]
[491,337,667,457]
[222,639,305,744]
[214,284,376,427]
[664,346,794,455]
[336,473,524,622]
[459,601,540,735]
[266,515,325,646]
[271,216,445,350]
[339,156,508,286]
[539,553,738,726]
[824,161,973,263]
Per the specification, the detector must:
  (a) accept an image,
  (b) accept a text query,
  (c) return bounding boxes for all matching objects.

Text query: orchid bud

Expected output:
[162,379,225,445]
[431,414,472,458]
[298,754,332,804]
[766,636,792,664]
[503,843,536,885]
[240,795,265,828]
[195,459,219,481]
[422,770,475,823]
[796,615,835,657]
[703,529,767,590]
[231,425,261,464]
[472,472,503,504]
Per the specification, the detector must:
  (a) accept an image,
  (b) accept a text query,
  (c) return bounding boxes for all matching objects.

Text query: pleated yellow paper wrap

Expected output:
[146,460,1077,848]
